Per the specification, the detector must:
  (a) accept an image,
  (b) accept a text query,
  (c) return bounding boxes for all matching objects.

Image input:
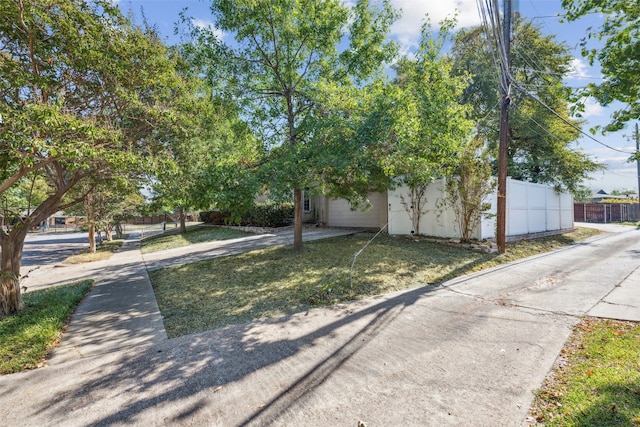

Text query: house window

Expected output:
[303,190,311,212]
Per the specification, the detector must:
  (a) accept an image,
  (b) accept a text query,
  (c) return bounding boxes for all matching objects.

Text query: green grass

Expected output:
[530,318,640,426]
[140,226,251,254]
[63,238,126,264]
[149,227,601,338]
[0,280,93,374]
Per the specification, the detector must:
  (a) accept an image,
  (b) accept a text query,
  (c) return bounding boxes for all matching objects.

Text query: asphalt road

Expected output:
[19,232,90,267]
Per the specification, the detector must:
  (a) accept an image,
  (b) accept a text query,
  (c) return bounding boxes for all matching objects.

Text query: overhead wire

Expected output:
[474,0,634,157]
[476,0,511,94]
[512,82,634,155]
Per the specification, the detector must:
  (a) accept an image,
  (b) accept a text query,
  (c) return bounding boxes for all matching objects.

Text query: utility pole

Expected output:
[496,0,512,254]
[635,123,640,202]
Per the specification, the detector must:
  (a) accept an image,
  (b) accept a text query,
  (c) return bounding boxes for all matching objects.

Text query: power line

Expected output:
[512,82,635,155]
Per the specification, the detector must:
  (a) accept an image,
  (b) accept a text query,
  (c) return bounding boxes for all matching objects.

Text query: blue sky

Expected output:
[117,0,638,193]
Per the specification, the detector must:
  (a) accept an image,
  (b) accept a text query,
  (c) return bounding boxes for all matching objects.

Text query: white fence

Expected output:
[388,178,573,240]
[506,179,574,236]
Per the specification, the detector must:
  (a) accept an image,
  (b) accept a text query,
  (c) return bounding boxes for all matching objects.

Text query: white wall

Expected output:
[388,178,477,238]
[388,178,573,239]
[506,179,574,237]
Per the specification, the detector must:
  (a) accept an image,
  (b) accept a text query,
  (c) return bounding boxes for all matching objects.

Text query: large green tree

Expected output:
[451,17,603,192]
[149,64,260,233]
[388,21,473,234]
[0,0,185,316]
[195,0,398,251]
[562,0,639,133]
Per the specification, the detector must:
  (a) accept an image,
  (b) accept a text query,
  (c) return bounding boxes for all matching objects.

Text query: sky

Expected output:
[116,0,639,194]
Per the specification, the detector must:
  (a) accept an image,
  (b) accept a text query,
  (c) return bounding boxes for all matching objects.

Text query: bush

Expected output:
[242,203,294,227]
[200,204,293,228]
[199,211,231,225]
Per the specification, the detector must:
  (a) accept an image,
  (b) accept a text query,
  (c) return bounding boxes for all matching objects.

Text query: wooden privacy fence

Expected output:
[125,215,175,225]
[574,203,640,223]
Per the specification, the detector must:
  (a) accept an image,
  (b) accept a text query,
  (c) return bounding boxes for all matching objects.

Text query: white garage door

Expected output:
[326,193,386,228]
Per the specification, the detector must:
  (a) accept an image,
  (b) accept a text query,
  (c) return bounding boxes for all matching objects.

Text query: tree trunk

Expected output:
[179,208,187,234]
[104,226,113,241]
[86,193,97,252]
[293,188,303,252]
[88,223,96,253]
[0,226,28,317]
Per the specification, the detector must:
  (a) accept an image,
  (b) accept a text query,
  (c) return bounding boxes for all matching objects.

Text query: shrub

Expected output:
[242,203,294,227]
[199,211,231,224]
[200,204,293,227]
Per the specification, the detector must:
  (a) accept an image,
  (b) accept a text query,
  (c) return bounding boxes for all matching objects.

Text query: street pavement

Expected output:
[1,223,638,426]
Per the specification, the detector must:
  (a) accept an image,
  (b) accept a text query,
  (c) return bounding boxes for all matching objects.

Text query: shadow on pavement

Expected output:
[36,283,444,426]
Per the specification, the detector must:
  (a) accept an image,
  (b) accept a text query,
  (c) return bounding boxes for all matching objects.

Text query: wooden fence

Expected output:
[574,203,640,223]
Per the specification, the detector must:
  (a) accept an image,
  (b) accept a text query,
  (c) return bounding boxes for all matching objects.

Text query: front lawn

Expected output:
[149,227,600,337]
[530,318,640,426]
[0,280,93,374]
[63,238,126,264]
[140,226,252,254]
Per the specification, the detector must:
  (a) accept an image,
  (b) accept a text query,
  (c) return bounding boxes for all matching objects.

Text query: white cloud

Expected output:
[389,0,481,52]
[191,18,225,41]
[567,57,590,79]
[581,97,604,118]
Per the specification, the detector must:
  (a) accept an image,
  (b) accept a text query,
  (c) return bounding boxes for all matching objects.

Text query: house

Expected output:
[590,189,637,203]
[310,177,574,241]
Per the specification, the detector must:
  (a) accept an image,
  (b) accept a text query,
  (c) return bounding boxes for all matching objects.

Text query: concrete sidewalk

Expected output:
[2,224,639,426]
[48,234,167,363]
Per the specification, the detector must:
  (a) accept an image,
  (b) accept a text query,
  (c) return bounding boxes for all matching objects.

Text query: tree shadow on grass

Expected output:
[563,382,640,427]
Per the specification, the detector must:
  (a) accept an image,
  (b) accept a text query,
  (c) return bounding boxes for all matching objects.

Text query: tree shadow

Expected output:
[566,382,640,427]
[30,282,442,425]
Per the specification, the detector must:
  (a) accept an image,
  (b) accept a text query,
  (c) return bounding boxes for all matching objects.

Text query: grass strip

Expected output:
[140,226,251,254]
[150,227,600,338]
[63,238,126,264]
[530,318,640,426]
[0,280,93,374]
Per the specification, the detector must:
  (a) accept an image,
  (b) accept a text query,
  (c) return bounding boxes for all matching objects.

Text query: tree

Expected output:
[195,0,398,251]
[264,19,472,237]
[64,177,145,251]
[610,188,638,197]
[450,17,603,192]
[572,184,593,203]
[0,0,186,316]
[388,20,473,235]
[445,136,495,242]
[562,0,640,133]
[148,56,261,233]
[0,174,49,229]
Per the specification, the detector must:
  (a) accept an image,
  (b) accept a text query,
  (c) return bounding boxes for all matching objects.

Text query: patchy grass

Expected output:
[150,227,601,337]
[140,226,251,254]
[63,238,126,264]
[530,318,640,426]
[0,280,92,374]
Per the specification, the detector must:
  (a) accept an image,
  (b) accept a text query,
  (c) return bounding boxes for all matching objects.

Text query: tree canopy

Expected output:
[0,0,188,316]
[192,0,399,251]
[450,17,603,192]
[562,0,640,132]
